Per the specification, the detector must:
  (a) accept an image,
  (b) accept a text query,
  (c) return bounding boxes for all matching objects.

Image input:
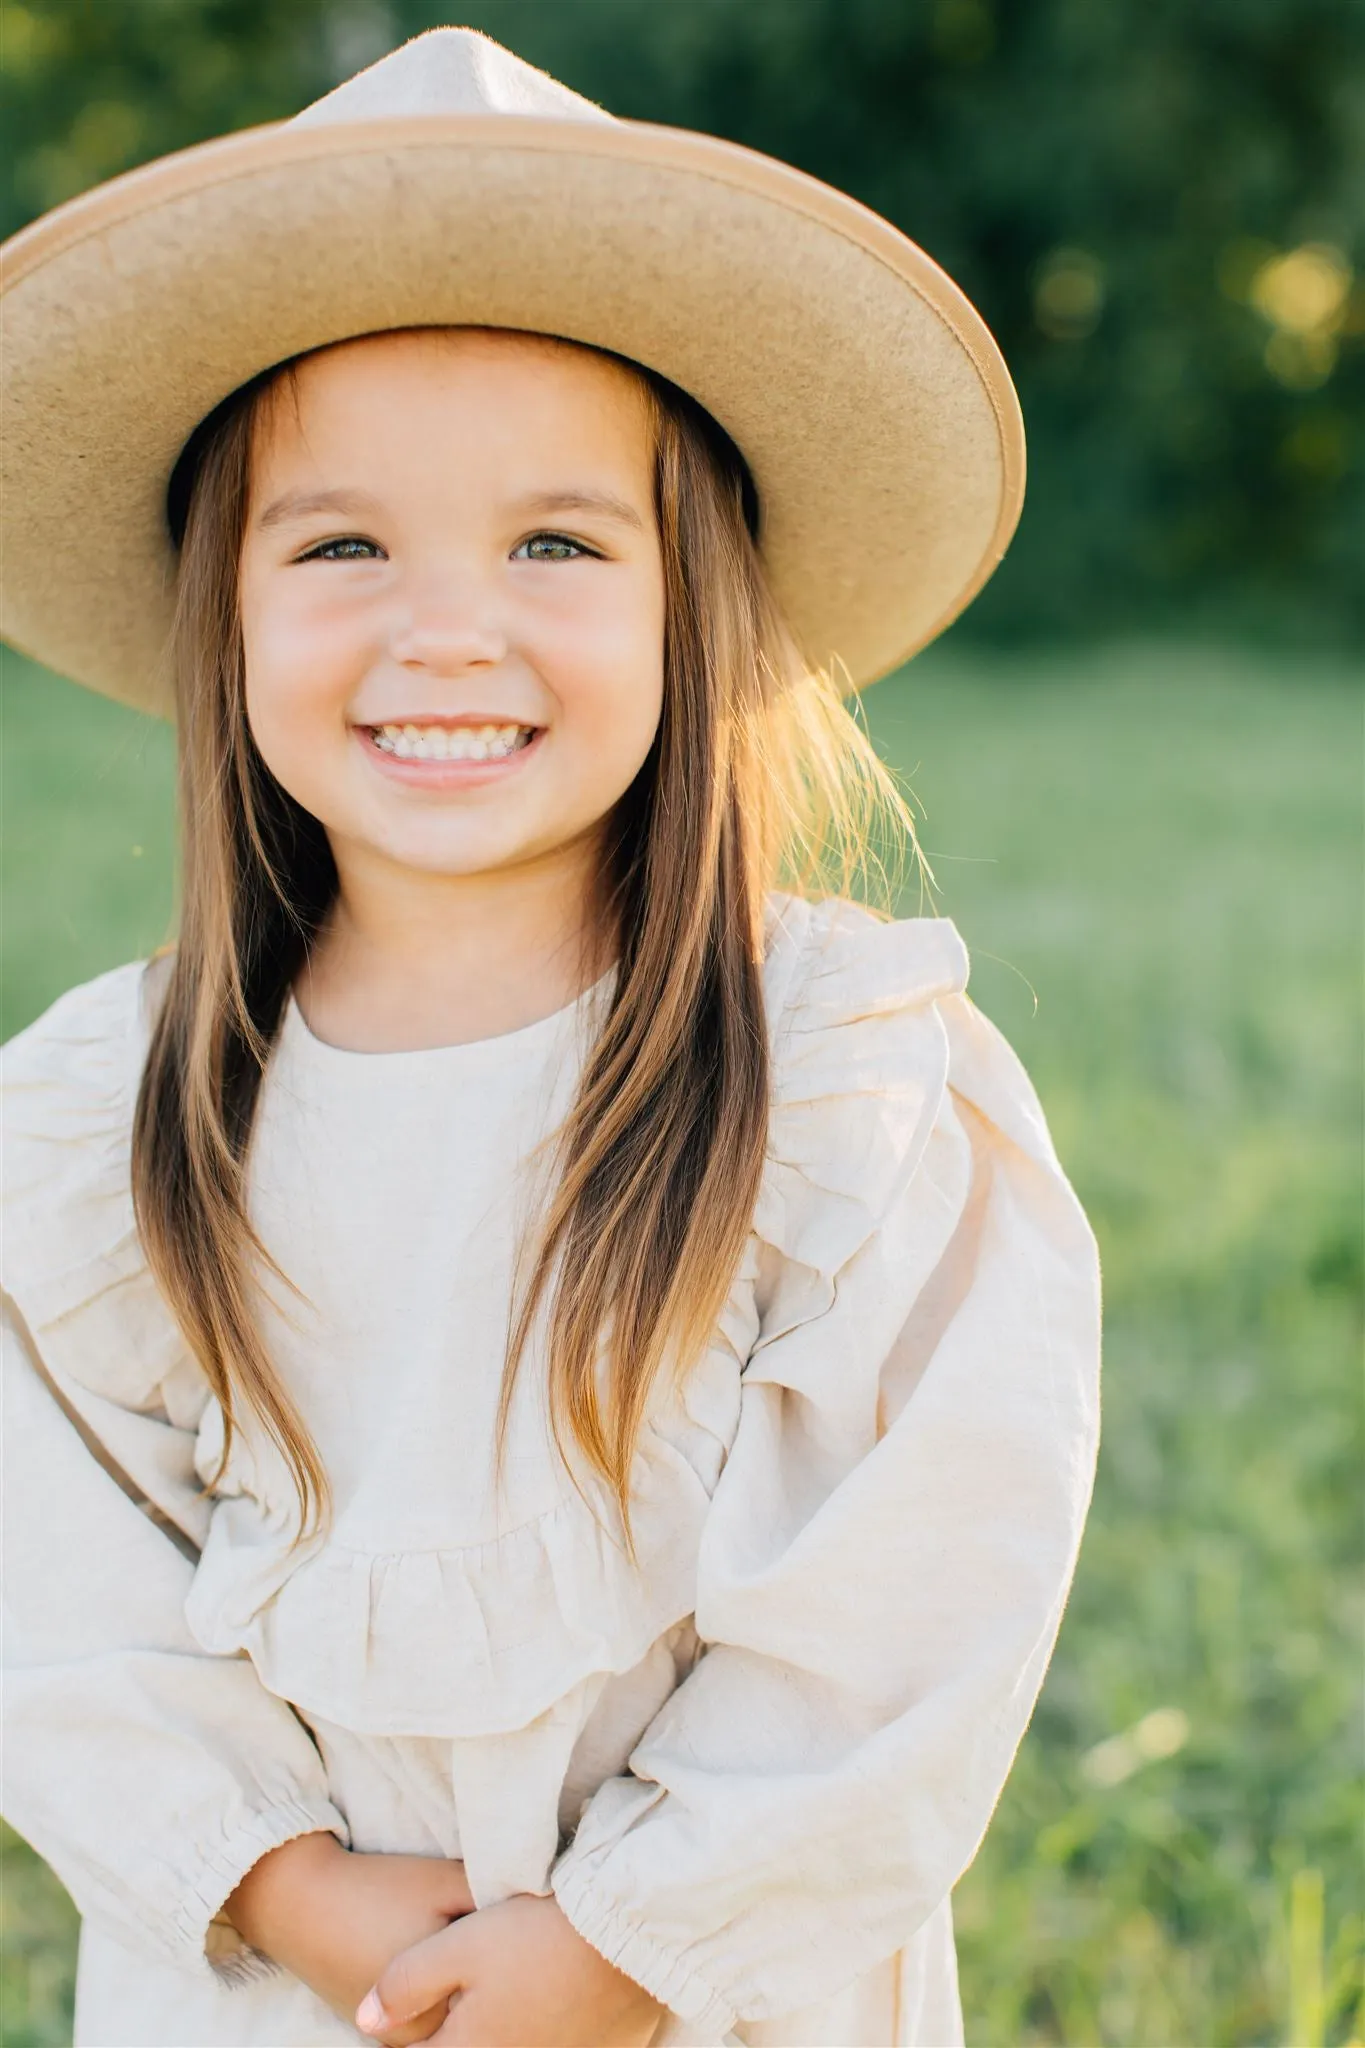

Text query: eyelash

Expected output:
[295,531,601,564]
[298,537,382,562]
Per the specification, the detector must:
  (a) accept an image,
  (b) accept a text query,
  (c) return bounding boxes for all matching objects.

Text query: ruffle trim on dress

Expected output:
[0,962,188,1399]
[1,902,975,1740]
[185,1438,717,1738]
[750,897,969,1361]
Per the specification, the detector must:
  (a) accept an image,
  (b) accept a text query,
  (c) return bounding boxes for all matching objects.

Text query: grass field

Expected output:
[1,640,1361,2046]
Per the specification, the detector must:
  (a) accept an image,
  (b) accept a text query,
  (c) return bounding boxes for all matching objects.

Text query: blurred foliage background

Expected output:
[1,4,1362,2046]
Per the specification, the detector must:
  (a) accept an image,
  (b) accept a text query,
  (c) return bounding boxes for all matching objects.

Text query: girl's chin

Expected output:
[358,832,546,880]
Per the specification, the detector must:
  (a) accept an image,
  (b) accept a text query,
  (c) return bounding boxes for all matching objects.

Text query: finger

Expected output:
[375,2001,455,2048]
[356,1921,470,2034]
[428,1998,467,2046]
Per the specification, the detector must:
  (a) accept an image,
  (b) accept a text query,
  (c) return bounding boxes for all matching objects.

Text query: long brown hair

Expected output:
[132,334,922,1550]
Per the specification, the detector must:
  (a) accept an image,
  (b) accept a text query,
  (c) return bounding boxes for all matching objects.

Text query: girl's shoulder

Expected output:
[748,898,1096,1450]
[1,955,162,1149]
[757,892,1071,1255]
[0,957,189,1410]
[761,890,970,1030]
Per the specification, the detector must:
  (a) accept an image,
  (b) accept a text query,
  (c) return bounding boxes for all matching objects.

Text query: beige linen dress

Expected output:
[1,893,1101,2048]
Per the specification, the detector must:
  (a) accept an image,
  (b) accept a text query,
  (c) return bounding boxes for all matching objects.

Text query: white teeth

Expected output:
[370,722,533,762]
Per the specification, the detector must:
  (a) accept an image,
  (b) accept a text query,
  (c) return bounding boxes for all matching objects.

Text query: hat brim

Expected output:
[0,114,1023,712]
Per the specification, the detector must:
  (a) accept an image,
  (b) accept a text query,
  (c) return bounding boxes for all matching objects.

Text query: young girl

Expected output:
[0,30,1101,2048]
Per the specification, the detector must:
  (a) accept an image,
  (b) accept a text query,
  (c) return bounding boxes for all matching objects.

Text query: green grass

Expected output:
[1,641,1361,2046]
[871,645,1364,2047]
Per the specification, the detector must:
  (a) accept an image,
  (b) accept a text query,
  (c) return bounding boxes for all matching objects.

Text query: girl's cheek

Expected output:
[550,644,663,761]
[530,578,664,705]
[241,648,348,821]
[246,594,372,723]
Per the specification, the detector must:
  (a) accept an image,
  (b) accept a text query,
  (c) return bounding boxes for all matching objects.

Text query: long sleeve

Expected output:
[1,963,349,1981]
[552,903,1102,2037]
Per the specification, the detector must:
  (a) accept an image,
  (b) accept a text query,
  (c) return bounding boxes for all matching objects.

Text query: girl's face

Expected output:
[239,329,666,891]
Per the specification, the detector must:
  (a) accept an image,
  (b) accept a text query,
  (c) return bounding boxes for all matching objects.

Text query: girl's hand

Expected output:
[356,1891,665,2046]
[223,1830,476,2045]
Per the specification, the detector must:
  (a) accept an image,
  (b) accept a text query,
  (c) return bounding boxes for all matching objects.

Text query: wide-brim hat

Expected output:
[0,27,1025,714]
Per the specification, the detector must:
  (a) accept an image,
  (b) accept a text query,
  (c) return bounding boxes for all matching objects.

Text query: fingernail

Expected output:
[355,1990,386,2033]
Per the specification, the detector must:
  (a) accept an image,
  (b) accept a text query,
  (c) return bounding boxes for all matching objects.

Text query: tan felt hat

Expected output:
[0,27,1025,713]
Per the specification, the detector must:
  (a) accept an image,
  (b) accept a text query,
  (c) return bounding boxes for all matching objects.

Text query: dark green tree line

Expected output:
[3,0,1361,645]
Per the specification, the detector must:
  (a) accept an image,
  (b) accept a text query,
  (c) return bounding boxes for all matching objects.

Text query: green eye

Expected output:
[513,533,593,562]
[301,537,383,562]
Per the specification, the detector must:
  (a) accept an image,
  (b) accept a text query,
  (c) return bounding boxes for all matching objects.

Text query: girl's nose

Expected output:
[387,583,509,674]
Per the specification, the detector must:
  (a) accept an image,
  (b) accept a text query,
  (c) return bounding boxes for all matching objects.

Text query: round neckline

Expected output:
[280,963,618,1071]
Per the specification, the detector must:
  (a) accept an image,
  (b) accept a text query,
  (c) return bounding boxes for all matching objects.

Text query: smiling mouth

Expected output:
[367,721,538,762]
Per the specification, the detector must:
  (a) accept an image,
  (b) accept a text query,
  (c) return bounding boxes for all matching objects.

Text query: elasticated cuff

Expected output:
[552,1856,738,2041]
[175,1797,351,1985]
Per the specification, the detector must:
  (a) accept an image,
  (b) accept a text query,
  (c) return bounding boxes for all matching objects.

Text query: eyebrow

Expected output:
[515,489,646,531]
[256,487,384,530]
[254,484,648,534]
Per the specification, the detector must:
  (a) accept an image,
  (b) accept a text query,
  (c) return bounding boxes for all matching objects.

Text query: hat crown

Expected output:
[292,27,612,129]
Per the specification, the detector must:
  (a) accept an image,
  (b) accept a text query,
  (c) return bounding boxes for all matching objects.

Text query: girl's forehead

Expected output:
[252,327,653,468]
